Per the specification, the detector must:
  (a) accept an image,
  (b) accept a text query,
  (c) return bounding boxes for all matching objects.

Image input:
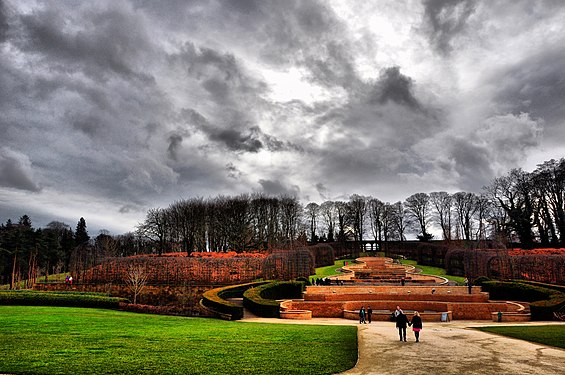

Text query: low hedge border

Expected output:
[481,281,565,321]
[0,290,127,309]
[243,281,305,318]
[201,281,270,320]
[514,280,565,294]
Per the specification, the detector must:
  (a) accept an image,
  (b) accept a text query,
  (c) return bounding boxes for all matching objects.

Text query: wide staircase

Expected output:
[280,285,530,321]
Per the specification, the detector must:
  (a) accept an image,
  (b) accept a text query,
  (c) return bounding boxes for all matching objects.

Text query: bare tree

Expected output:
[453,192,478,241]
[137,208,169,256]
[279,195,301,244]
[388,201,407,241]
[405,193,433,241]
[368,198,385,242]
[319,201,337,242]
[349,194,368,242]
[429,191,453,240]
[124,263,148,305]
[334,201,349,242]
[304,202,320,242]
[485,169,535,247]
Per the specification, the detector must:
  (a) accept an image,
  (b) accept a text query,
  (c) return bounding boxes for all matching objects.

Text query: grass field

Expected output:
[475,325,565,349]
[310,259,353,281]
[400,259,466,284]
[0,306,357,375]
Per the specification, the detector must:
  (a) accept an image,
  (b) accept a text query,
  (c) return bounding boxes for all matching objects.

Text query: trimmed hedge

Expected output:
[530,297,565,321]
[515,280,565,294]
[0,290,127,309]
[243,281,305,318]
[200,281,269,320]
[481,281,565,321]
[481,281,555,302]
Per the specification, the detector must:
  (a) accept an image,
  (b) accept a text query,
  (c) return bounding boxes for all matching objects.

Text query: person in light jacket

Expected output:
[409,311,423,342]
[395,311,409,341]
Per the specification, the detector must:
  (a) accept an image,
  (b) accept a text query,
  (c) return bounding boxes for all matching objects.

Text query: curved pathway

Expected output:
[239,316,565,375]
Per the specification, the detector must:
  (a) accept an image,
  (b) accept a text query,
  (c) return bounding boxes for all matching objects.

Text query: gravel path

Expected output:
[239,317,565,375]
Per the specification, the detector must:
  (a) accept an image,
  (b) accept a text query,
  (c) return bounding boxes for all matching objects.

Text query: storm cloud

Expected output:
[1,0,564,233]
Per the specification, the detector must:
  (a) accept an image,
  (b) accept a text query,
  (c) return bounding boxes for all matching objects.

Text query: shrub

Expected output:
[481,281,565,321]
[515,280,565,294]
[530,297,565,321]
[243,281,305,318]
[473,276,491,286]
[481,281,554,302]
[201,281,269,320]
[0,290,126,309]
[309,244,335,268]
[295,276,311,285]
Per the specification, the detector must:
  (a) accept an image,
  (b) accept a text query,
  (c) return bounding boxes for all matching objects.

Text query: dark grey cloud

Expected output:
[169,42,267,104]
[315,182,328,200]
[493,48,565,130]
[0,148,41,192]
[422,0,477,55]
[258,179,300,197]
[448,139,494,191]
[0,0,8,43]
[370,67,421,110]
[167,133,184,161]
[225,163,242,180]
[18,2,154,82]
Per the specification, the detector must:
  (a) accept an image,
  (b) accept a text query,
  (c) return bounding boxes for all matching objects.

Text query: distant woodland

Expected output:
[1,158,564,288]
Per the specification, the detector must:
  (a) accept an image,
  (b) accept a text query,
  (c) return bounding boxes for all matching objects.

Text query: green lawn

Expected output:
[310,259,353,281]
[400,259,466,284]
[0,306,357,375]
[475,325,565,349]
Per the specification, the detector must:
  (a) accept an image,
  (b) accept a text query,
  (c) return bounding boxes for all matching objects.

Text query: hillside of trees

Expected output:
[1,158,564,288]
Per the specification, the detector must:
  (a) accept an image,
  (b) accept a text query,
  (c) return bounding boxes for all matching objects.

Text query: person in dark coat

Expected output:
[395,311,409,341]
[359,306,366,324]
[367,306,373,323]
[409,311,423,342]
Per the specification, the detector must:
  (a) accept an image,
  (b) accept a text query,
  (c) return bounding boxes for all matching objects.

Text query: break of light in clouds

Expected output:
[1,0,564,234]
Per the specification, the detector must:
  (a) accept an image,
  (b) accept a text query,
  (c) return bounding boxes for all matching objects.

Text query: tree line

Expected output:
[1,157,563,288]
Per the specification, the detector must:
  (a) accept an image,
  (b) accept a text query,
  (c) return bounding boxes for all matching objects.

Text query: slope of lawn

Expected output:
[0,306,357,375]
[475,325,565,349]
[400,259,466,284]
[310,259,353,281]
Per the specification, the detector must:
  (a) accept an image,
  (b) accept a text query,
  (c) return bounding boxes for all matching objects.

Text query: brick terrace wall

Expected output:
[311,293,489,303]
[81,256,265,286]
[34,282,216,316]
[447,302,510,320]
[283,285,522,320]
[283,299,514,320]
[305,286,482,295]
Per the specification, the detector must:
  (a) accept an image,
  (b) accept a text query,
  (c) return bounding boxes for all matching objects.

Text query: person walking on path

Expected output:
[396,310,409,341]
[367,306,373,323]
[409,311,423,342]
[359,306,366,324]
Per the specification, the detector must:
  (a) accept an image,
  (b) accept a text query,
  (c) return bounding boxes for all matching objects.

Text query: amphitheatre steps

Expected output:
[279,285,530,321]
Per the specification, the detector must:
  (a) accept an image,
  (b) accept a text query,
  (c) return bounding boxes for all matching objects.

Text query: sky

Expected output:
[1,0,565,235]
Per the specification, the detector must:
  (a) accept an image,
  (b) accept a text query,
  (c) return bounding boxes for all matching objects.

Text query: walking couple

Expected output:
[394,306,423,342]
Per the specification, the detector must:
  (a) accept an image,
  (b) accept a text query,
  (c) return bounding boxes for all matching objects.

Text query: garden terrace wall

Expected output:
[281,300,514,320]
[34,282,216,316]
[305,286,483,296]
[262,249,314,280]
[445,248,565,284]
[382,241,450,267]
[80,256,265,285]
[308,244,335,268]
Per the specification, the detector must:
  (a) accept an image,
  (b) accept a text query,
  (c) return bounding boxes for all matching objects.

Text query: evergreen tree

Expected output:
[75,217,90,246]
